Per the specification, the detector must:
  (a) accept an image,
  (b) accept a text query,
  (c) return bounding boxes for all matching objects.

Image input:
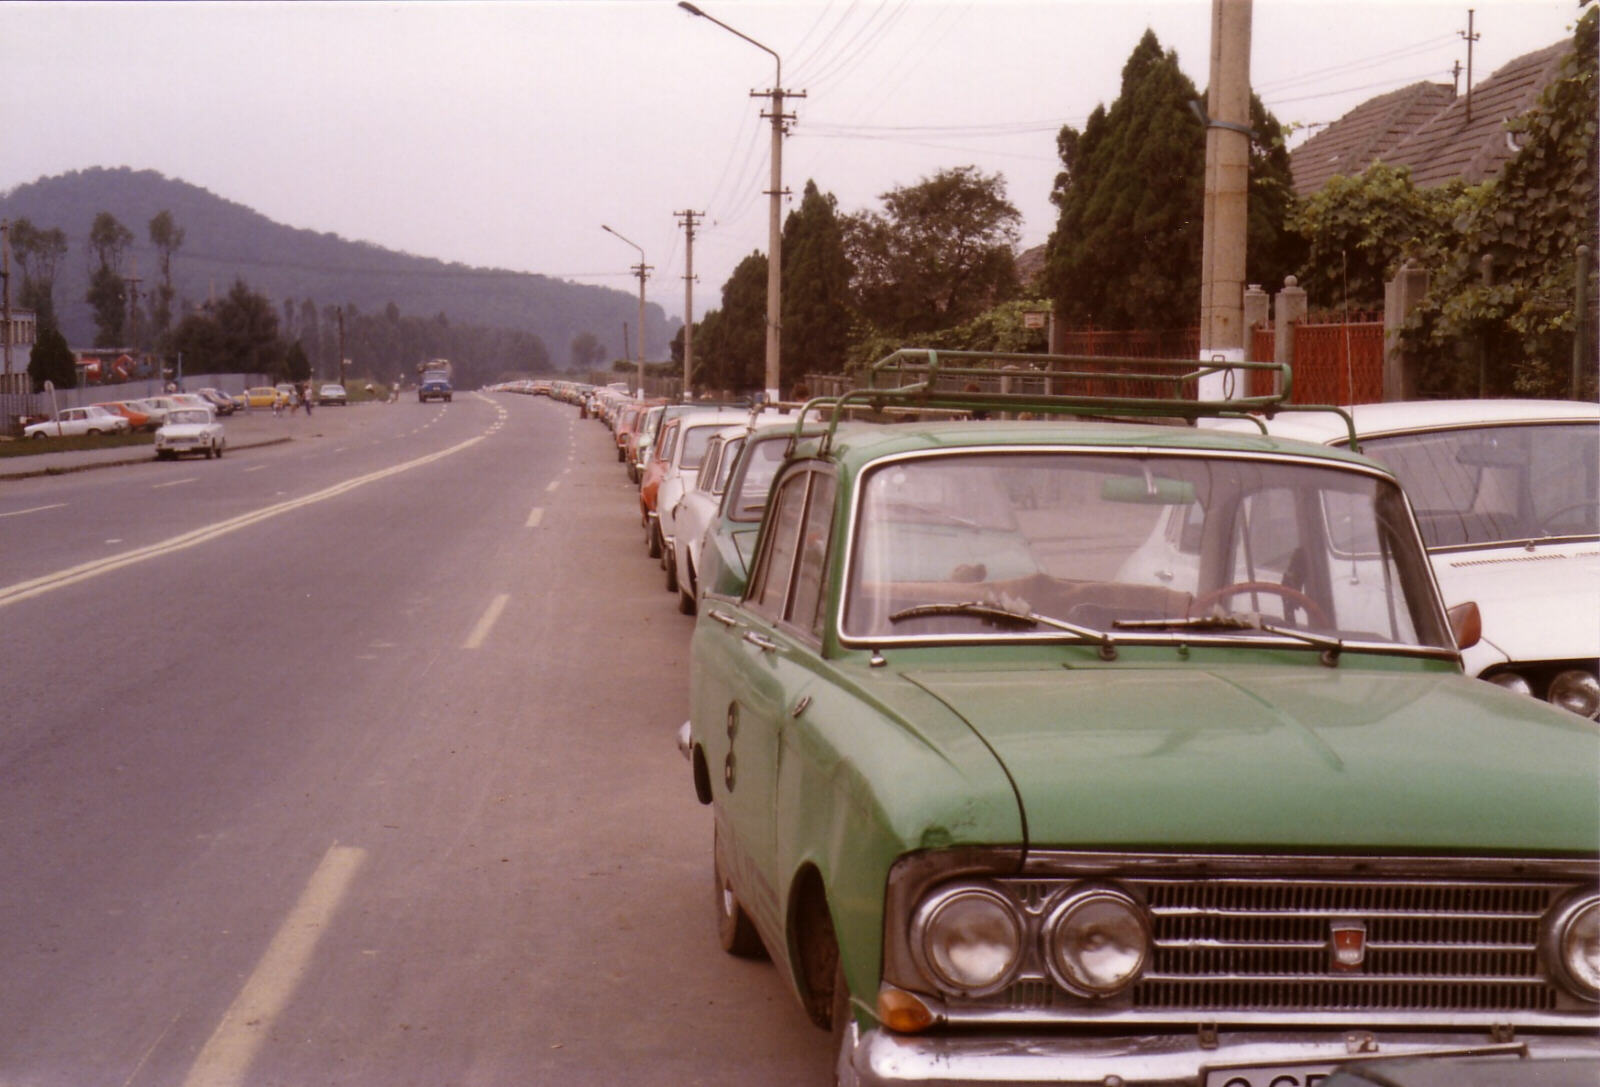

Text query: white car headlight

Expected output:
[1549,671,1600,720]
[1547,895,1600,1001]
[1490,672,1534,698]
[911,885,1023,996]
[1045,887,1150,996]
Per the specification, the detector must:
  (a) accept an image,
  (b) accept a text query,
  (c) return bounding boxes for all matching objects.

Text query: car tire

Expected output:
[647,522,662,559]
[30,432,46,439]
[215,441,224,458]
[713,828,765,958]
[678,583,696,616]
[665,548,678,592]
[205,446,214,459]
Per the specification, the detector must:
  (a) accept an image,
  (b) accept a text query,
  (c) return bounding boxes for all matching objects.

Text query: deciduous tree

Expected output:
[844,166,1020,338]
[148,210,185,340]
[85,212,134,347]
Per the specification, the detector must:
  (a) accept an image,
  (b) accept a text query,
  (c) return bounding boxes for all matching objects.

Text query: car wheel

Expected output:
[713,828,765,958]
[86,428,101,436]
[678,583,696,615]
[215,440,224,458]
[30,432,46,440]
[664,548,678,592]
[647,522,662,559]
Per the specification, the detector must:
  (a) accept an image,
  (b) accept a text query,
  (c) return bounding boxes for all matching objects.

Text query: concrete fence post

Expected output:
[1243,284,1269,361]
[1273,276,1307,396]
[1384,261,1430,401]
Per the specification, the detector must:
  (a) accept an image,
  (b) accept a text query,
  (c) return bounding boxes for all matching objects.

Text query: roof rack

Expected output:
[801,348,1360,452]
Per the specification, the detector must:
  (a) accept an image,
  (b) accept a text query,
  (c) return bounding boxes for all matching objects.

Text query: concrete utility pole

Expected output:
[676,209,705,400]
[678,2,803,403]
[1198,0,1253,399]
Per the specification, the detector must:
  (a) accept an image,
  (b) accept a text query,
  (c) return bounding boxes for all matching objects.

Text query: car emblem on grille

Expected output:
[1330,919,1367,971]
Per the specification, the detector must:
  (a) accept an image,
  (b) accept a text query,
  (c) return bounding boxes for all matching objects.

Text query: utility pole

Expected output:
[1198,0,1253,398]
[337,307,346,387]
[676,208,705,401]
[1460,9,1480,122]
[2,220,12,380]
[757,83,803,402]
[601,225,650,395]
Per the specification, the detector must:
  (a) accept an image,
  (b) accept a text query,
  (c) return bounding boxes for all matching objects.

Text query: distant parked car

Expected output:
[153,407,225,460]
[95,401,157,431]
[317,383,348,406]
[196,387,239,415]
[1213,400,1600,718]
[23,405,131,439]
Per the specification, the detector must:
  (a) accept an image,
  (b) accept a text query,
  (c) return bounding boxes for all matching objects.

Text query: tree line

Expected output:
[17,209,556,393]
[678,14,1595,401]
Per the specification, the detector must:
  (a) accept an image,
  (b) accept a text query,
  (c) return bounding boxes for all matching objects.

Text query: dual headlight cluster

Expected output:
[1490,666,1600,719]
[910,883,1149,999]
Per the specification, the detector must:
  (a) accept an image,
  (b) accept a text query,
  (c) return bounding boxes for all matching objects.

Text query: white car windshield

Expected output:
[842,450,1450,649]
[168,410,211,425]
[1358,422,1598,548]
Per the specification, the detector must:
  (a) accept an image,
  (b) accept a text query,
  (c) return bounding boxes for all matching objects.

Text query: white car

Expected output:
[23,404,131,438]
[655,407,757,591]
[670,424,748,613]
[153,407,226,460]
[1210,399,1600,718]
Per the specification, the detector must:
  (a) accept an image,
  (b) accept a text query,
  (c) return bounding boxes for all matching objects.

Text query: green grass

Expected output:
[0,430,153,458]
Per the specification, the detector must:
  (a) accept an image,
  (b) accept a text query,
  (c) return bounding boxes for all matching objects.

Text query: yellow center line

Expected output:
[0,434,485,609]
[182,845,367,1087]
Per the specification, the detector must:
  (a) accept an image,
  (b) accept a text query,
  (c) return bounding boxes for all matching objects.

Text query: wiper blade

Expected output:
[1115,613,1344,666]
[888,601,1117,658]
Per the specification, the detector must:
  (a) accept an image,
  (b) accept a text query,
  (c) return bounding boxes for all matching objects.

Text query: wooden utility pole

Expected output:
[677,209,704,400]
[1198,0,1253,397]
[2,220,12,379]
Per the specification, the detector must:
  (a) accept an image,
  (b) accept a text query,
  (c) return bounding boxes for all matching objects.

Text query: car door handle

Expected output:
[742,631,778,653]
[708,609,739,628]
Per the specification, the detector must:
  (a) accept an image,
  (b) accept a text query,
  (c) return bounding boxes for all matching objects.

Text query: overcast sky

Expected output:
[3,0,1581,321]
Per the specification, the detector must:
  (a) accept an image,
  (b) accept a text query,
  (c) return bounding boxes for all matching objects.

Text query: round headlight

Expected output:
[1046,887,1150,997]
[1548,671,1600,719]
[1489,672,1534,698]
[912,886,1023,996]
[1550,896,1600,1000]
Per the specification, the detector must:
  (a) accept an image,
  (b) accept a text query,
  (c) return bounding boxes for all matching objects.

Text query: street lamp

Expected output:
[678,1,799,403]
[601,224,650,396]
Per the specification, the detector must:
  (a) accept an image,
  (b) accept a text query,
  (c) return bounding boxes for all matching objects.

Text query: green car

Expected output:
[681,352,1599,1087]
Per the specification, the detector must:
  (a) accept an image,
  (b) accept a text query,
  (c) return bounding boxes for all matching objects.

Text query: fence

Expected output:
[0,372,276,434]
[1248,316,1384,404]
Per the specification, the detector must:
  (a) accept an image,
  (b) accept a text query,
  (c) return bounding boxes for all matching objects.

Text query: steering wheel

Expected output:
[1537,501,1598,535]
[1188,581,1331,628]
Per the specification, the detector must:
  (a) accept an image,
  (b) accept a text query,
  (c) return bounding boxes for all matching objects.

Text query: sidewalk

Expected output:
[0,403,374,481]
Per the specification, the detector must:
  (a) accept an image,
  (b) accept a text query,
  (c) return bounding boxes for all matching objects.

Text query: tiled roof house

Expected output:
[1289,39,1572,196]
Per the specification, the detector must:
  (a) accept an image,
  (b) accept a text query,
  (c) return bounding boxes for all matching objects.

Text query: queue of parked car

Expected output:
[510,356,1599,1087]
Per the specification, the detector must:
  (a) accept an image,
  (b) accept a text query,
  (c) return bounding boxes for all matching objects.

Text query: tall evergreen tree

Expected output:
[695,251,768,393]
[147,209,184,341]
[28,327,77,392]
[1045,31,1299,331]
[10,219,68,334]
[780,180,854,379]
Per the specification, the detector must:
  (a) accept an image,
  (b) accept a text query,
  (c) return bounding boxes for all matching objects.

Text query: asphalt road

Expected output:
[0,394,833,1086]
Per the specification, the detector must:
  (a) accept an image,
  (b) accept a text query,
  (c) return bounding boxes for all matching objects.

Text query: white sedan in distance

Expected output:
[23,405,132,439]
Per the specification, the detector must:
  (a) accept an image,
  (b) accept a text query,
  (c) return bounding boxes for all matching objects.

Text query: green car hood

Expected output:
[904,663,1599,855]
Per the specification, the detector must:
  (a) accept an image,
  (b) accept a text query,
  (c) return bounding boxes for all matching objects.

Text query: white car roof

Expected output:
[1204,398,1599,447]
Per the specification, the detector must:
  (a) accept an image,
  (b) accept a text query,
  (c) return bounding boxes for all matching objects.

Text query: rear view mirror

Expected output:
[1101,476,1196,505]
[1448,601,1482,651]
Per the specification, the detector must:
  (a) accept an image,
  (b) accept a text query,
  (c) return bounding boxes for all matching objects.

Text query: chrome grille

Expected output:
[1129,876,1558,1012]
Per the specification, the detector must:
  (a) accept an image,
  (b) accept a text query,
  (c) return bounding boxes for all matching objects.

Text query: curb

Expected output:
[0,436,295,481]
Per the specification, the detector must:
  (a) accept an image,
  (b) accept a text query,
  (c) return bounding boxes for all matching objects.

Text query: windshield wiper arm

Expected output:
[1114,614,1344,666]
[889,601,1117,658]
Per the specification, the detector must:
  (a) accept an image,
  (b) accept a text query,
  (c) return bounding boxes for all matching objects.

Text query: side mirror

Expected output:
[1448,601,1482,651]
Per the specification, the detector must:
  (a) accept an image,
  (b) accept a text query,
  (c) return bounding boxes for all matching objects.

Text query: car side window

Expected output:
[747,470,809,620]
[788,473,836,638]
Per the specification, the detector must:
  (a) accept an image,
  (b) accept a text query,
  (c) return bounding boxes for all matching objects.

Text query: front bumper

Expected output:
[844,1025,1600,1086]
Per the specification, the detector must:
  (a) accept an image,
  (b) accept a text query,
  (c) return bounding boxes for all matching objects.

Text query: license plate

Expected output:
[1203,1043,1528,1087]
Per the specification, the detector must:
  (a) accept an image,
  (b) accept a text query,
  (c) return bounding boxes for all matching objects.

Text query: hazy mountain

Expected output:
[0,167,673,366]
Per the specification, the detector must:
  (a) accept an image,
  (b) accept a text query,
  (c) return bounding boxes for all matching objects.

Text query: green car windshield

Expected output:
[842,450,1451,649]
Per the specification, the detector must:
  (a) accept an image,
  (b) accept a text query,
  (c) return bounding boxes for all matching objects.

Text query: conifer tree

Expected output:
[780,180,854,380]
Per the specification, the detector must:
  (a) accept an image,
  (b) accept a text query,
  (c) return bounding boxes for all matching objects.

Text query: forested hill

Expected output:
[0,167,672,369]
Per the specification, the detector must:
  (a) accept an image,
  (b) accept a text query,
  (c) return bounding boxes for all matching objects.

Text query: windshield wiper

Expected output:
[1114,614,1344,667]
[888,601,1118,659]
